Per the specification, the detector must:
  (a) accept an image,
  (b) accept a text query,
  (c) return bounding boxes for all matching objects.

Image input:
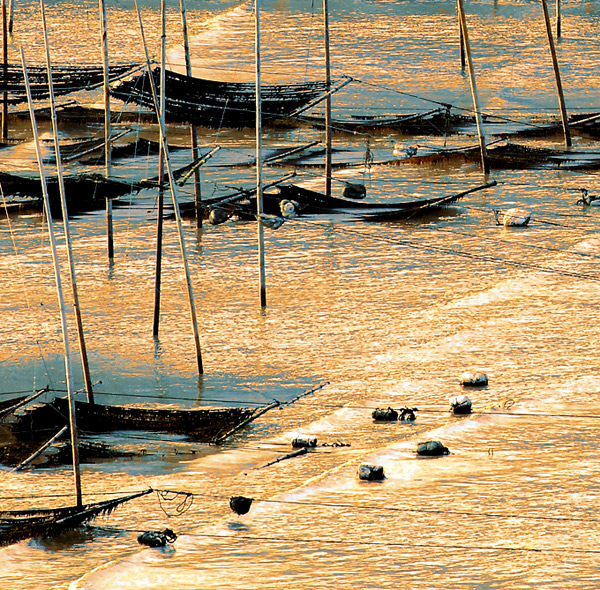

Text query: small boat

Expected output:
[494,207,531,227]
[271,181,497,220]
[298,107,473,136]
[0,62,141,104]
[0,489,153,547]
[110,67,337,128]
[6,396,279,444]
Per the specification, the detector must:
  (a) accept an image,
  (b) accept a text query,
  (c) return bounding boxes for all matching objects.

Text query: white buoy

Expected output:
[280,199,298,219]
[494,208,530,227]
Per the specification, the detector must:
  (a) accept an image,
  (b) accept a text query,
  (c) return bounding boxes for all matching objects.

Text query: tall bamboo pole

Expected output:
[255,0,266,308]
[1,0,8,140]
[456,0,489,175]
[134,0,204,374]
[457,5,465,70]
[541,0,570,147]
[98,0,114,260]
[152,0,167,338]
[179,0,202,226]
[21,47,82,507]
[323,0,332,198]
[40,0,94,404]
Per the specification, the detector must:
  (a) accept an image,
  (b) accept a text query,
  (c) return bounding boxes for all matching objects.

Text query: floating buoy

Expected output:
[291,435,318,448]
[494,208,531,227]
[449,394,472,415]
[258,213,286,229]
[358,464,385,481]
[372,407,398,422]
[137,528,177,547]
[399,407,418,422]
[229,495,253,515]
[416,441,450,456]
[342,182,367,200]
[280,199,299,218]
[208,207,230,225]
[460,371,488,387]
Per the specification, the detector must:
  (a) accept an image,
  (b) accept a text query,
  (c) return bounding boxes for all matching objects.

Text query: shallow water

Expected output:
[2,0,600,589]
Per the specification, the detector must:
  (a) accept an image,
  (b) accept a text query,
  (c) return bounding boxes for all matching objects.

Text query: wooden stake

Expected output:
[541,0,570,147]
[153,0,167,339]
[456,0,489,175]
[323,0,332,198]
[134,0,204,375]
[556,0,561,39]
[40,0,94,404]
[179,0,202,227]
[255,0,266,308]
[1,0,7,141]
[21,47,82,507]
[458,5,466,70]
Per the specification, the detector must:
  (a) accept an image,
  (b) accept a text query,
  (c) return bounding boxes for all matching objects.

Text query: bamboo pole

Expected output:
[541,0,570,147]
[457,4,466,70]
[152,0,166,339]
[40,0,94,404]
[179,0,202,226]
[555,0,561,39]
[1,0,7,140]
[21,47,82,507]
[456,0,489,175]
[10,426,68,472]
[98,0,114,260]
[255,0,266,308]
[134,0,204,375]
[323,0,332,198]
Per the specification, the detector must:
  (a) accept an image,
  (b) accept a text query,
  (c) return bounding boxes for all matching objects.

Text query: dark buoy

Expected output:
[229,495,253,515]
[358,464,385,481]
[137,528,177,548]
[343,182,367,200]
[416,441,450,457]
[399,407,418,422]
[291,435,318,448]
[372,407,398,421]
[450,394,472,415]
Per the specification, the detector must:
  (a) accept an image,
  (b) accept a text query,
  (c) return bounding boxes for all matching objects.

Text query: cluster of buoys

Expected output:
[371,406,418,422]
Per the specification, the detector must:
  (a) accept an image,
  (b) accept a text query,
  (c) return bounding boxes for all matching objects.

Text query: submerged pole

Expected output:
[255,0,266,308]
[135,0,204,374]
[153,0,167,338]
[179,0,202,226]
[541,0,570,147]
[323,0,332,198]
[21,47,82,507]
[40,0,94,404]
[456,0,489,175]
